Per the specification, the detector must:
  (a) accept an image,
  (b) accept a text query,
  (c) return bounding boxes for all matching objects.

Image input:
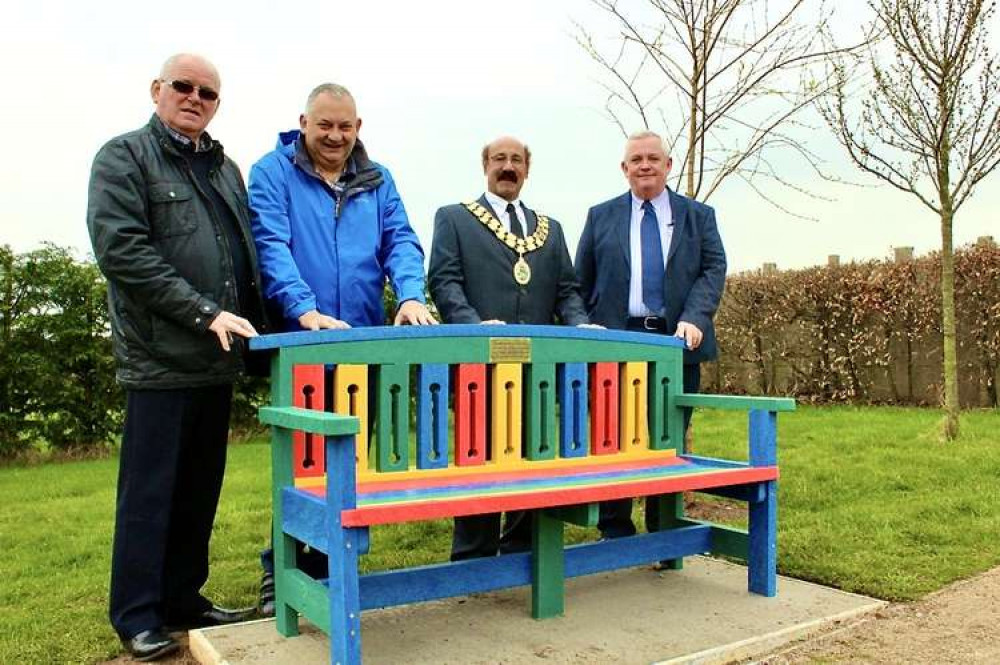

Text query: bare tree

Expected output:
[574,0,859,214]
[821,0,1000,440]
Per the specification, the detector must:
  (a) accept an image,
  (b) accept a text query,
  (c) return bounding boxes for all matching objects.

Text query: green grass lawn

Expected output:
[1,405,998,664]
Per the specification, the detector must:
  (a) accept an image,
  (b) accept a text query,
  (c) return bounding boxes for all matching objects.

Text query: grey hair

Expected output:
[625,130,669,157]
[158,53,220,87]
[305,83,355,114]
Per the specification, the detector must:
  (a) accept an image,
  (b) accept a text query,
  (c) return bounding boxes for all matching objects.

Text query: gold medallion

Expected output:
[513,255,531,285]
[463,201,549,286]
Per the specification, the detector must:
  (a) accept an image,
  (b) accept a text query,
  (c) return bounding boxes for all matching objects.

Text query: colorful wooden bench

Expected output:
[250,325,795,665]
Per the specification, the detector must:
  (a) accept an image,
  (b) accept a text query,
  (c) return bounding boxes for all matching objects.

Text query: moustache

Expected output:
[498,170,519,183]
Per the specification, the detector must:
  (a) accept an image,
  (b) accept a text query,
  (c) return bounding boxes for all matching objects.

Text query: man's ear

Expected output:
[299,114,307,132]
[620,160,628,177]
[150,79,161,104]
[356,117,363,133]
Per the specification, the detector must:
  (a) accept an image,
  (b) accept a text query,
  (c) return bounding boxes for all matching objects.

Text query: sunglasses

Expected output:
[162,79,219,102]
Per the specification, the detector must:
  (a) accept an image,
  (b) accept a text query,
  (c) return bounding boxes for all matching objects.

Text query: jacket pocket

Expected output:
[150,313,224,373]
[149,182,198,238]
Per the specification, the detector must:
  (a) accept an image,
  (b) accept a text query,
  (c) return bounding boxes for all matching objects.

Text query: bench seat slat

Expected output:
[285,458,777,528]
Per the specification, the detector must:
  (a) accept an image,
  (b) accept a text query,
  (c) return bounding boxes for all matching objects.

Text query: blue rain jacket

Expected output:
[248,131,426,330]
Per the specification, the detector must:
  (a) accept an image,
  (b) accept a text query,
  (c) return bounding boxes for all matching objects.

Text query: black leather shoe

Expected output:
[123,629,179,662]
[165,604,255,631]
[259,571,276,618]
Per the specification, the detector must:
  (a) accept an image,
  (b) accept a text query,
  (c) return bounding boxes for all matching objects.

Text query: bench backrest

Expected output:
[250,325,689,485]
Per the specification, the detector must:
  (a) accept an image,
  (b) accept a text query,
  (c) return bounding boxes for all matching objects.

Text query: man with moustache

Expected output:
[428,135,590,560]
[248,82,435,615]
[575,130,727,541]
[87,53,263,661]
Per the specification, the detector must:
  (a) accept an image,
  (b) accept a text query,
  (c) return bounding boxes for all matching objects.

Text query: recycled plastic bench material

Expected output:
[250,325,795,665]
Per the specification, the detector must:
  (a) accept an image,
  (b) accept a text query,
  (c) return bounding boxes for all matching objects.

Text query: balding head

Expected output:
[304,83,355,115]
[159,53,221,91]
[151,53,222,141]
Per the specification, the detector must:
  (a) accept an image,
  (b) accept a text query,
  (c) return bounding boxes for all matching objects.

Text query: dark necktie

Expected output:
[641,200,665,314]
[506,203,524,237]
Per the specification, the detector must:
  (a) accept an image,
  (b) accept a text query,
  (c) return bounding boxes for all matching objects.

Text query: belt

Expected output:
[626,316,668,332]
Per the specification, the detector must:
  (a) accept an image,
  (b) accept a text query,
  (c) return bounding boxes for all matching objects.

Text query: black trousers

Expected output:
[109,385,232,638]
[597,360,701,538]
[450,511,534,561]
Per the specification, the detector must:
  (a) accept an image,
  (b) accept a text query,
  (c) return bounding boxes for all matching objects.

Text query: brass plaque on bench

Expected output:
[489,337,532,363]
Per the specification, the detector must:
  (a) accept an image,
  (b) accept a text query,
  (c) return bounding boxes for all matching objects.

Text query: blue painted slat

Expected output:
[325,433,362,665]
[681,454,752,469]
[557,363,588,458]
[564,525,713,577]
[359,552,533,609]
[356,458,734,503]
[281,488,328,553]
[749,409,778,466]
[250,323,687,351]
[416,364,449,469]
[354,526,713,611]
[280,489,371,556]
[748,480,778,597]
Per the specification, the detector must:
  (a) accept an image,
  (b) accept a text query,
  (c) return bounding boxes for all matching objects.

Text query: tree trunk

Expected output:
[940,204,960,439]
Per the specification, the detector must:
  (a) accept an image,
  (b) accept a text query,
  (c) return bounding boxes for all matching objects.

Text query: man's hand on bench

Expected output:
[675,321,703,350]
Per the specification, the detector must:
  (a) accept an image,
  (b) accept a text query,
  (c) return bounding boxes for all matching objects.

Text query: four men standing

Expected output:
[88,57,726,661]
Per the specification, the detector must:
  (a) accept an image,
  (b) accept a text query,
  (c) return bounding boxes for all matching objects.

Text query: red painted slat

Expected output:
[292,364,326,478]
[339,466,779,526]
[589,363,619,455]
[454,364,487,466]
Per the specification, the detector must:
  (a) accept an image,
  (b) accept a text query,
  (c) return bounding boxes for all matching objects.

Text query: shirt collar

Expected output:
[162,122,213,152]
[484,190,521,215]
[630,188,670,211]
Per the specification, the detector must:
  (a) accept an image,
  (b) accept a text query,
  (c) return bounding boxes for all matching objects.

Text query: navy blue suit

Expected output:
[575,189,726,364]
[575,188,726,537]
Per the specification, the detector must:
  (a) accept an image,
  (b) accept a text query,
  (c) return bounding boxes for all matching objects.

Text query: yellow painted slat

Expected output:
[291,446,678,489]
[333,364,370,473]
[491,363,523,468]
[620,362,649,455]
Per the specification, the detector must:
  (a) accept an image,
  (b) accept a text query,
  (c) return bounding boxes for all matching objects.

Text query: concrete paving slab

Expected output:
[190,556,885,665]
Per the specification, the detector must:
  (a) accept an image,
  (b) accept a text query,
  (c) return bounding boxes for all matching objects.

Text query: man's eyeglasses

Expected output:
[161,79,219,102]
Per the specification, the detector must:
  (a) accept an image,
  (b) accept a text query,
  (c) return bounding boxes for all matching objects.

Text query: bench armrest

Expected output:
[259,406,360,436]
[674,394,795,412]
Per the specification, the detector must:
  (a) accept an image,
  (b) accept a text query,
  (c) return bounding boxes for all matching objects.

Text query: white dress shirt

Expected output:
[628,189,673,317]
[484,191,529,234]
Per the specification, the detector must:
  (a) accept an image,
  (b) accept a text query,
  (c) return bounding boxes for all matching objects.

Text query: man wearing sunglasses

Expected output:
[87,53,265,661]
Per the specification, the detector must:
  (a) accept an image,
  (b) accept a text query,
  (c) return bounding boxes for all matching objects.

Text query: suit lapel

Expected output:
[522,204,537,236]
[665,188,687,267]
[614,192,631,269]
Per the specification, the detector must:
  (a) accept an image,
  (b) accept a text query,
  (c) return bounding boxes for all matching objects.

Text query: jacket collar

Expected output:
[148,114,223,165]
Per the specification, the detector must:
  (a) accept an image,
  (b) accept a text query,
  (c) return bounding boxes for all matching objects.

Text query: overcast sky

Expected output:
[2,0,996,274]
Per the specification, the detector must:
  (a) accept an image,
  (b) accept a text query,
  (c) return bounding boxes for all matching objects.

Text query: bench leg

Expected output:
[274,535,300,636]
[327,430,362,665]
[328,529,362,665]
[649,492,685,570]
[748,480,777,596]
[532,511,565,619]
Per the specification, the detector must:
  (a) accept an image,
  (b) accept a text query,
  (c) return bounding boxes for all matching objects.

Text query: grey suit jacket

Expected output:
[575,189,726,364]
[428,195,589,326]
